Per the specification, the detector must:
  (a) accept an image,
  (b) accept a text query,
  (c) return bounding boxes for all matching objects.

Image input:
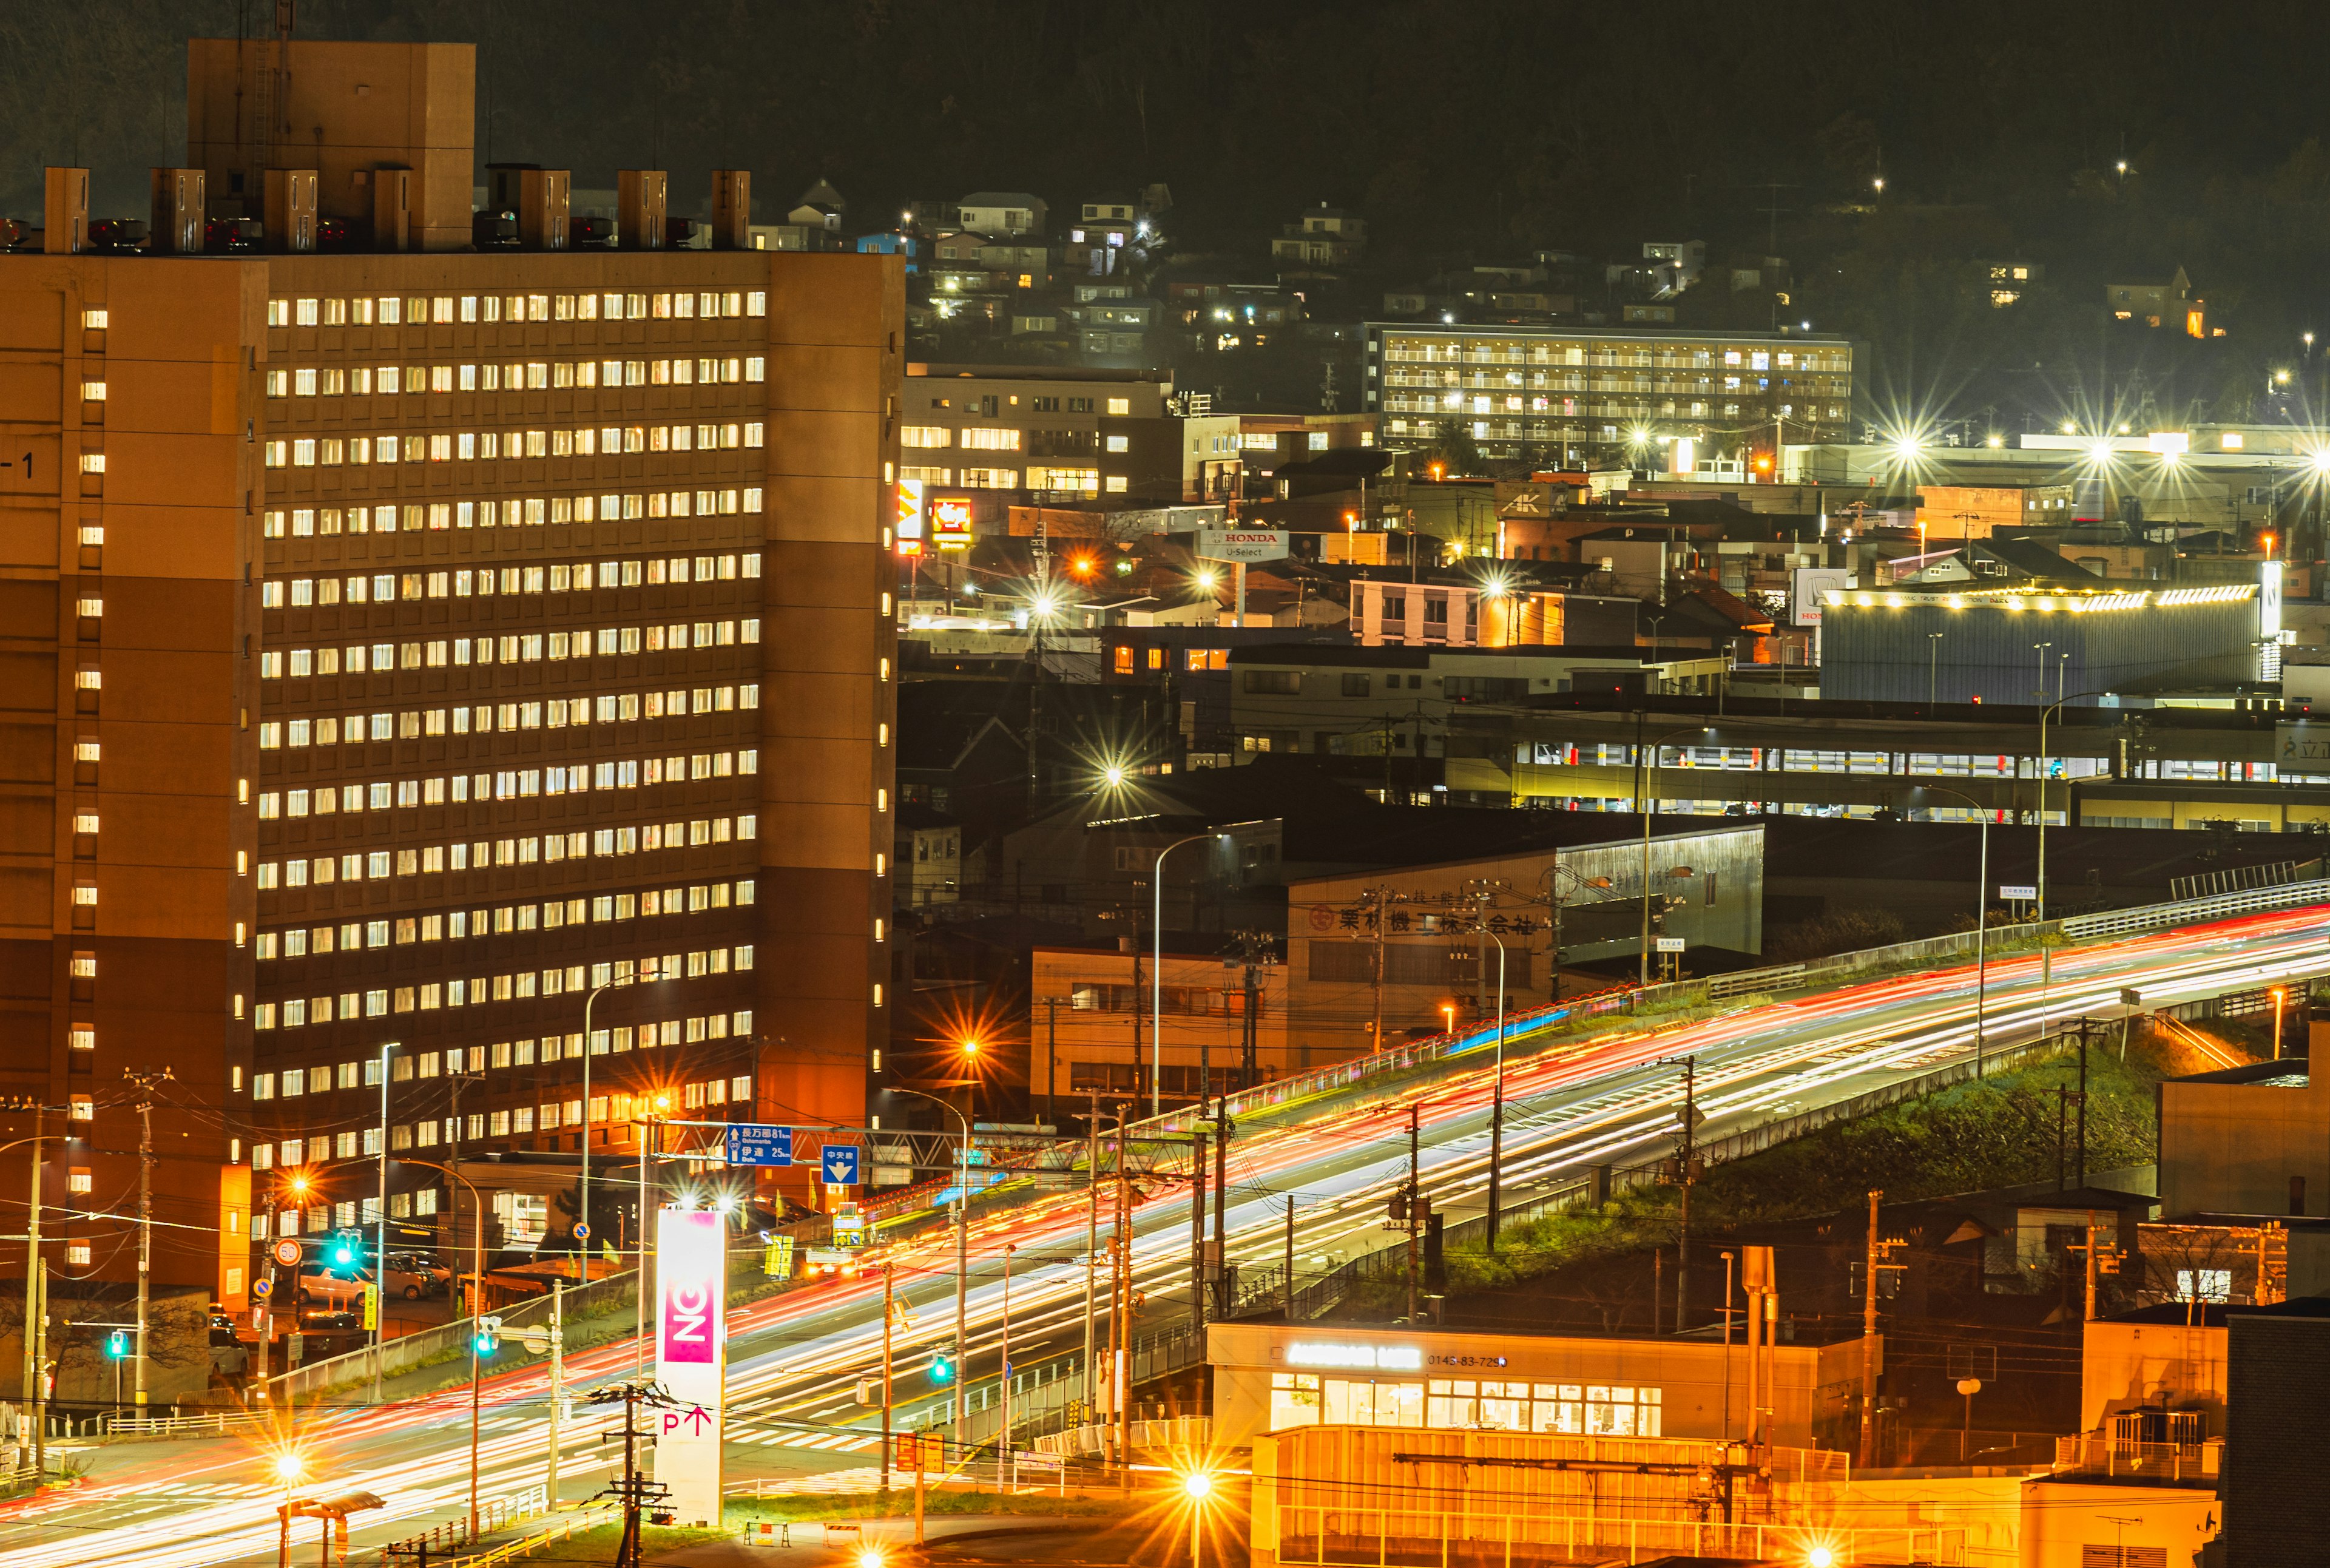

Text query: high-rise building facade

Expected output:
[0,37,899,1326]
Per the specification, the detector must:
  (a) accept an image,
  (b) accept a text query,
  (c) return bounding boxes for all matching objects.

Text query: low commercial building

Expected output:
[1442,690,2315,828]
[1818,581,2268,706]
[1228,644,1729,766]
[1027,943,1286,1107]
[1207,1320,1835,1451]
[1285,824,1763,1055]
[2161,1058,2330,1217]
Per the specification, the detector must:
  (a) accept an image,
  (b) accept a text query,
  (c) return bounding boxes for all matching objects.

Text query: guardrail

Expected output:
[1040,877,2330,1160]
[100,1409,270,1439]
[2053,1433,2221,1481]
[382,1486,547,1561]
[394,1503,621,1568]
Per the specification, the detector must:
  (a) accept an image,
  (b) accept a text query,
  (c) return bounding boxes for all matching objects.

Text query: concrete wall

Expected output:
[2080,1319,2226,1435]
[2160,1072,2330,1216]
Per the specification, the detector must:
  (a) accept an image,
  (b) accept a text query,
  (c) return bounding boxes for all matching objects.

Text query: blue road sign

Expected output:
[726,1123,795,1168]
[821,1144,862,1185]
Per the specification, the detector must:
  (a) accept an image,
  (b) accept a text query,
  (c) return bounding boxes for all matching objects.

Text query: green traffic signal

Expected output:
[927,1353,954,1385]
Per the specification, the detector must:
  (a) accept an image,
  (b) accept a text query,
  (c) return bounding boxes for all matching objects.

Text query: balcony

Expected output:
[2051,1432,2221,1483]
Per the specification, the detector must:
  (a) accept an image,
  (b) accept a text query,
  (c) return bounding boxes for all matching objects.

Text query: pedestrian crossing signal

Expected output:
[105,1330,129,1359]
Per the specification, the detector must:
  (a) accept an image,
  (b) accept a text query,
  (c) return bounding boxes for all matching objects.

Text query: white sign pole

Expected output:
[1235,560,1246,628]
[653,1207,726,1525]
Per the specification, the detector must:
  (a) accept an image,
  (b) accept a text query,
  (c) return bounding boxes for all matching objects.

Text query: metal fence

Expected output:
[100,1409,271,1439]
[1270,1502,1964,1567]
[2053,1434,2222,1482]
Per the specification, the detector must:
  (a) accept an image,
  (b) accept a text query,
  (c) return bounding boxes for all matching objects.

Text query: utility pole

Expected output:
[1283,1194,1295,1317]
[1212,1098,1230,1318]
[547,1279,564,1505]
[1044,997,1060,1120]
[1675,1058,1698,1333]
[125,1068,172,1411]
[880,1264,895,1495]
[590,1379,674,1568]
[1083,1093,1101,1430]
[1189,1127,1207,1335]
[1858,1190,1902,1468]
[22,1103,41,1410]
[1406,1104,1421,1323]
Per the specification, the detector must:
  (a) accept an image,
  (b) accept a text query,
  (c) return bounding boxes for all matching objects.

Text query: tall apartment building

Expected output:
[1365,323,1858,468]
[0,36,899,1326]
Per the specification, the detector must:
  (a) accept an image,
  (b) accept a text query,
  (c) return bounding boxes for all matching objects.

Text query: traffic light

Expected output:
[927,1352,955,1386]
[331,1232,357,1268]
[474,1314,503,1357]
[105,1330,129,1359]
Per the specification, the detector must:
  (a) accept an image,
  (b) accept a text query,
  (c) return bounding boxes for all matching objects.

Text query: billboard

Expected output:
[894,479,925,557]
[1791,567,1849,626]
[931,493,974,550]
[655,1207,727,1524]
[1195,527,1289,563]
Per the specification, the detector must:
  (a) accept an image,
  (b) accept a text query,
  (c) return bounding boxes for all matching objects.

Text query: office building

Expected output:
[898,365,1240,503]
[0,35,899,1320]
[1366,322,1857,465]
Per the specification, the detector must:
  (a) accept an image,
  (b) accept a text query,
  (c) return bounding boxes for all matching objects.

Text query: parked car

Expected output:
[378,1263,443,1300]
[293,1263,366,1308]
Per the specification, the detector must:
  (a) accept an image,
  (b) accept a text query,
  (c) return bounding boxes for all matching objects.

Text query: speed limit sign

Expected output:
[272,1239,302,1268]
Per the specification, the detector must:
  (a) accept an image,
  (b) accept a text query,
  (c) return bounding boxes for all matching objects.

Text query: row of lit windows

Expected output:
[259,620,759,674]
[257,751,757,819]
[265,356,764,398]
[255,951,753,1037]
[263,425,763,467]
[265,290,767,328]
[255,816,758,890]
[255,970,754,1032]
[1379,337,1850,372]
[261,491,764,535]
[897,465,1113,493]
[258,884,755,972]
[257,684,758,748]
[257,1022,754,1103]
[265,554,755,596]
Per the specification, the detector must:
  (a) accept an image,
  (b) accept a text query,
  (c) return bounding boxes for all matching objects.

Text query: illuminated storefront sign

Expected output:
[931,494,974,549]
[655,1207,726,1524]
[896,479,926,556]
[1286,1341,1424,1371]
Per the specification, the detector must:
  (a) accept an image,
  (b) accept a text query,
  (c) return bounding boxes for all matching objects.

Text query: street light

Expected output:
[1152,831,1235,1118]
[578,964,666,1279]
[1475,926,1511,1250]
[399,1158,488,1540]
[1637,724,1714,987]
[1183,1467,1217,1568]
[2035,691,2113,919]
[370,1039,398,1405]
[1916,785,1995,1075]
[889,1086,972,1461]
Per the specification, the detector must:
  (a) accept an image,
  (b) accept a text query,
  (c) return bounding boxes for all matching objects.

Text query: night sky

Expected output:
[13,0,2330,423]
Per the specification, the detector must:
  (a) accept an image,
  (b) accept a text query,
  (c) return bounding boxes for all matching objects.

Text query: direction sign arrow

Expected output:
[821,1144,862,1185]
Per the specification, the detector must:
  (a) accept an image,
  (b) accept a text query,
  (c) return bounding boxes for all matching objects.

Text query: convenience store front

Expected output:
[1206,1321,1832,1451]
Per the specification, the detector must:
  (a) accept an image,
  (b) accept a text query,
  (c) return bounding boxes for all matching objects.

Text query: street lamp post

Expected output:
[1638,725,1713,987]
[1917,785,1994,1075]
[1152,833,1232,1118]
[370,1041,398,1405]
[397,1158,485,1540]
[2036,691,2113,920]
[890,1086,971,1459]
[1928,632,1944,705]
[1477,928,1510,1249]
[578,965,665,1276]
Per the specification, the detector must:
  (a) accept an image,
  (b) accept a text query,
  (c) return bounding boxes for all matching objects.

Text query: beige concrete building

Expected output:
[1029,945,1285,1109]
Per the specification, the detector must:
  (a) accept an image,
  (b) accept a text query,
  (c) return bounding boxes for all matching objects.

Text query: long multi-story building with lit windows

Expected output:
[0,34,897,1354]
[1365,323,1860,468]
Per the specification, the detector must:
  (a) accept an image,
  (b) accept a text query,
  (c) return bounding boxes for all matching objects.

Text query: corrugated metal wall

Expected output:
[1822,597,2257,705]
